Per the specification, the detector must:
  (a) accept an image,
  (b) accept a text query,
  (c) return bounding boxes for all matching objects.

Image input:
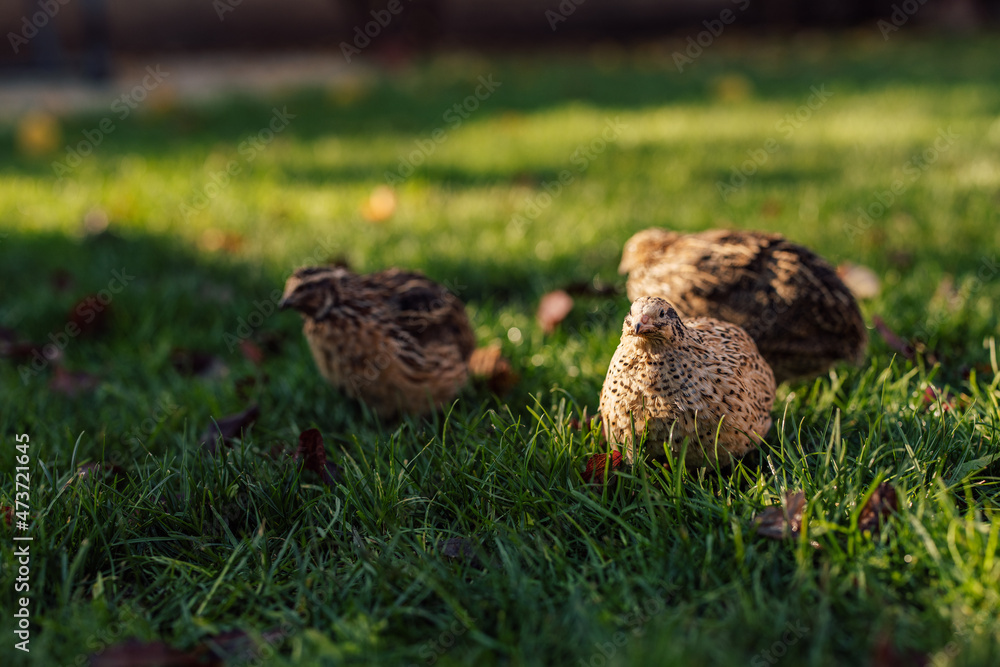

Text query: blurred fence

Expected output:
[1,0,993,74]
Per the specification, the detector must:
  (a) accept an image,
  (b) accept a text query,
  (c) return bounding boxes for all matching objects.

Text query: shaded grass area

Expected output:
[2,34,1000,665]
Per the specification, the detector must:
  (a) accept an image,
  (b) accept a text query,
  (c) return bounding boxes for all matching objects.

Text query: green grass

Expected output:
[2,33,1000,665]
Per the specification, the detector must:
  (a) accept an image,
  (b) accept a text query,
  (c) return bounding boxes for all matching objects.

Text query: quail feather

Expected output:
[280,266,476,419]
[599,296,775,468]
[619,228,868,383]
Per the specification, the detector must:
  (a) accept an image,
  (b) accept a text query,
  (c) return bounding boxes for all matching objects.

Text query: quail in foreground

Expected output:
[619,228,867,383]
[599,297,775,468]
[280,266,476,419]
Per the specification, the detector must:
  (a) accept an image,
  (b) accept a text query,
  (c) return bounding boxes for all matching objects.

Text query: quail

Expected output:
[619,228,867,383]
[599,296,775,468]
[280,266,476,418]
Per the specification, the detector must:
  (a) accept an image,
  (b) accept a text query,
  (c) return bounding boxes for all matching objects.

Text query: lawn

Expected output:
[2,32,1000,666]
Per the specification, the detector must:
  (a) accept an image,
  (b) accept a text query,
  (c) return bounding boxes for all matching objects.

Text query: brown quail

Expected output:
[599,297,775,468]
[280,266,476,419]
[619,228,867,383]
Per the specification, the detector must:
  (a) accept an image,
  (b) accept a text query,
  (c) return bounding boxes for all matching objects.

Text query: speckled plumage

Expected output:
[620,229,868,383]
[280,266,476,419]
[599,297,775,468]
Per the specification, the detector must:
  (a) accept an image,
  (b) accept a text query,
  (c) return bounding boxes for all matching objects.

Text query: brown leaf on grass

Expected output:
[870,633,930,667]
[537,290,574,334]
[68,294,112,337]
[90,639,218,667]
[1,506,12,527]
[51,269,75,292]
[754,490,806,540]
[437,536,485,569]
[872,316,916,361]
[239,340,265,366]
[582,451,623,484]
[49,366,100,396]
[294,428,341,486]
[171,349,228,380]
[199,229,244,254]
[0,328,58,365]
[361,185,397,222]
[468,344,519,395]
[63,462,127,491]
[858,483,898,536]
[199,404,260,454]
[837,262,881,300]
[234,375,267,402]
[202,627,291,663]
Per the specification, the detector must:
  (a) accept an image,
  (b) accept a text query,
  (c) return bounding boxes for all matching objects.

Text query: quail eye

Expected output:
[659,309,665,317]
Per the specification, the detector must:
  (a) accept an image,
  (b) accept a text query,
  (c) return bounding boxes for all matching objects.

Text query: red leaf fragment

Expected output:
[171,348,228,379]
[870,633,930,667]
[51,269,75,292]
[537,290,574,334]
[754,490,806,540]
[858,483,898,536]
[239,340,265,366]
[90,639,219,667]
[582,451,623,483]
[1,506,12,527]
[49,366,100,396]
[294,428,341,486]
[68,294,112,337]
[872,316,915,361]
[199,404,260,453]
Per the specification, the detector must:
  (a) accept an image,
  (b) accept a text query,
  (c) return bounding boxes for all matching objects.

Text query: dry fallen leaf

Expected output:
[872,316,916,362]
[537,289,574,334]
[468,344,519,395]
[294,428,341,486]
[870,633,930,667]
[90,639,218,667]
[582,451,623,484]
[361,185,397,222]
[171,348,228,380]
[199,404,260,453]
[858,483,898,536]
[16,111,61,157]
[49,367,100,396]
[837,262,881,300]
[68,294,113,337]
[437,536,486,569]
[754,490,806,540]
[239,340,265,366]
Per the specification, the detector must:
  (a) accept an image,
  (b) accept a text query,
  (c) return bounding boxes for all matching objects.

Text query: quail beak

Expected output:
[633,315,655,336]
